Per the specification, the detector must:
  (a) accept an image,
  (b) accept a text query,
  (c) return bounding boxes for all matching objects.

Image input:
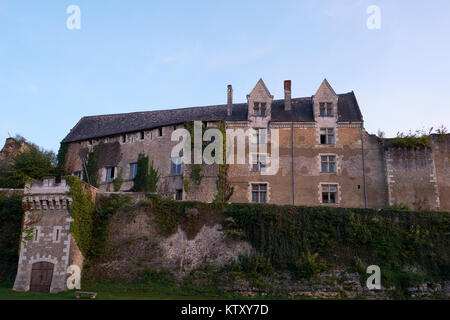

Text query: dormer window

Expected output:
[254,102,266,117]
[320,103,334,117]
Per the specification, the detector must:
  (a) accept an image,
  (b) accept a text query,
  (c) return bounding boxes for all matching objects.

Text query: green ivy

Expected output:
[83,148,99,187]
[112,169,123,192]
[214,121,233,203]
[133,153,159,193]
[66,176,95,257]
[88,194,132,259]
[225,203,450,297]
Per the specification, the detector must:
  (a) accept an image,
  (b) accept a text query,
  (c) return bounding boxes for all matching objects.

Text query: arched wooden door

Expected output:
[30,262,54,292]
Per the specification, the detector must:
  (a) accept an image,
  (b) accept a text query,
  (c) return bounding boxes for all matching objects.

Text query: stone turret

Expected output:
[13,177,83,293]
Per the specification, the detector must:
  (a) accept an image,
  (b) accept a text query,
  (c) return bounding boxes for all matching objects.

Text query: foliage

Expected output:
[183,178,191,193]
[225,203,450,296]
[55,143,69,182]
[0,193,23,283]
[238,254,274,277]
[88,194,132,258]
[294,250,327,280]
[141,268,175,286]
[0,143,56,188]
[214,121,234,203]
[184,121,206,187]
[138,195,216,239]
[385,204,411,211]
[112,169,123,192]
[189,164,203,185]
[82,148,99,187]
[133,153,159,193]
[66,176,95,257]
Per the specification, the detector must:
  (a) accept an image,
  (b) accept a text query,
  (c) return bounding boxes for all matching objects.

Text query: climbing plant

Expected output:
[112,169,123,192]
[133,153,159,193]
[214,121,233,203]
[82,148,99,188]
[66,176,95,257]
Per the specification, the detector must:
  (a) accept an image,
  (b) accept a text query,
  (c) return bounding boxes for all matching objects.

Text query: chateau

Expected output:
[61,79,450,211]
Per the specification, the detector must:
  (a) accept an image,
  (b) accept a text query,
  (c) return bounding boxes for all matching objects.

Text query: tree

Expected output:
[0,142,56,188]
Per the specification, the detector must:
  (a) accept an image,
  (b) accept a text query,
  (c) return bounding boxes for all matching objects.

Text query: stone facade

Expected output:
[61,79,450,211]
[13,178,84,293]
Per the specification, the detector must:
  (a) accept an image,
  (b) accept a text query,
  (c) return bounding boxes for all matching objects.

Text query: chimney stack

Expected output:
[284,80,292,111]
[227,85,233,116]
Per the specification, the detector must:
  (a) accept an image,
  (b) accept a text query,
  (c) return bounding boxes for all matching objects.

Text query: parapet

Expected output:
[24,177,70,195]
[23,177,72,210]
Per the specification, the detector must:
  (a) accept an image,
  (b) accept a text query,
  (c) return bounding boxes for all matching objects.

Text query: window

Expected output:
[320,103,334,117]
[53,227,62,242]
[321,156,336,173]
[252,184,267,203]
[175,189,183,201]
[106,167,115,182]
[140,131,145,140]
[171,157,182,175]
[320,128,335,145]
[130,163,138,180]
[122,134,126,143]
[254,102,267,117]
[73,171,82,179]
[322,184,338,204]
[158,128,163,136]
[252,154,267,173]
[258,129,267,144]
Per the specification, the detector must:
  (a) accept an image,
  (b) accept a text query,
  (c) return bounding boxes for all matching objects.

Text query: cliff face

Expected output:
[0,138,30,169]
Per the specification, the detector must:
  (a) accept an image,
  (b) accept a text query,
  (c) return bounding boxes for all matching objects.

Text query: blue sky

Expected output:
[0,0,449,152]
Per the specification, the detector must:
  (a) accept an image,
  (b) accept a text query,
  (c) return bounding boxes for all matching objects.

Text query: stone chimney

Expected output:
[227,85,233,116]
[284,80,292,111]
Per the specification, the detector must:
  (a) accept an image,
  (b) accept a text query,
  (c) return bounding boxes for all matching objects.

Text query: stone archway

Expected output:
[29,262,54,292]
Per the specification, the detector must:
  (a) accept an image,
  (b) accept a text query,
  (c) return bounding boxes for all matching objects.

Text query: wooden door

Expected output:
[30,262,54,292]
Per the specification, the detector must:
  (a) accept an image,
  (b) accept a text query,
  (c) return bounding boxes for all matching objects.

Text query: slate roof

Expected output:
[61,92,362,143]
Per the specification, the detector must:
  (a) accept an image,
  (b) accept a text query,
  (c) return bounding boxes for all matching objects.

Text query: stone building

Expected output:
[13,178,84,293]
[61,79,450,211]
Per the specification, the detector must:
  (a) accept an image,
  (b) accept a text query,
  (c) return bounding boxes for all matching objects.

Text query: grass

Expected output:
[0,281,314,300]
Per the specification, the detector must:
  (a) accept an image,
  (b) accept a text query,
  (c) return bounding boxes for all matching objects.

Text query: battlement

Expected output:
[24,177,70,195]
[23,177,72,211]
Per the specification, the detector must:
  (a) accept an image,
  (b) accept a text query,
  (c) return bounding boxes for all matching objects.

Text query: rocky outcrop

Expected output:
[0,137,29,168]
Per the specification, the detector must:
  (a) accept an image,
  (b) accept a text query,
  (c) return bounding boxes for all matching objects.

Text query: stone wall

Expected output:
[13,178,85,293]
[63,122,450,211]
[85,195,251,282]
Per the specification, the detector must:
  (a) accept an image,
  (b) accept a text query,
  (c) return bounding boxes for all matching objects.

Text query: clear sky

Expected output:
[0,0,449,153]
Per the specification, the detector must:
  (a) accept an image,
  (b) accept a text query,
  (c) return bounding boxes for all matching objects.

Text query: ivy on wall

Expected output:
[66,176,96,257]
[83,148,99,188]
[184,121,206,186]
[214,121,233,203]
[133,153,159,193]
[225,203,450,297]
[112,169,123,192]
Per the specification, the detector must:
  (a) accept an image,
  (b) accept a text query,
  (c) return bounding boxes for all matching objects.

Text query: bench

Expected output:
[75,291,97,299]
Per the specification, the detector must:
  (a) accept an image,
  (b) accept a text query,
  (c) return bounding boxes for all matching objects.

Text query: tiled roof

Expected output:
[61,92,362,143]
